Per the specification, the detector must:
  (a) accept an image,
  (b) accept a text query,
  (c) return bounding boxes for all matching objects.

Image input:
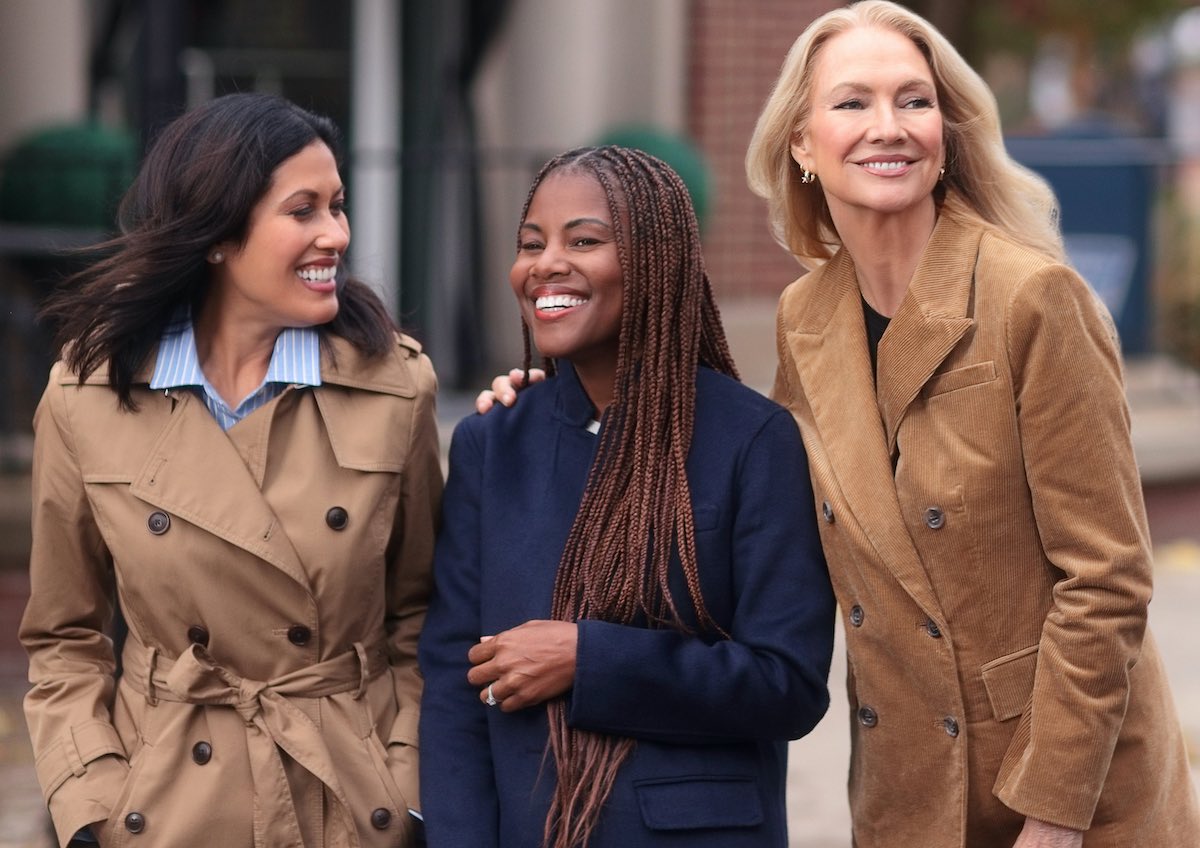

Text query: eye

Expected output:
[289,205,315,219]
[571,237,601,247]
[834,98,864,110]
[518,239,544,252]
[331,198,348,216]
[902,96,934,109]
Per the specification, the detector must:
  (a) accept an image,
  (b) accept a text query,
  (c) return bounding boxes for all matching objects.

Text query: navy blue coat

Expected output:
[418,363,835,847]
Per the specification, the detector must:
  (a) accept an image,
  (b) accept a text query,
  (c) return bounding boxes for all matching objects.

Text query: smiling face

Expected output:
[208,140,349,334]
[510,168,624,377]
[791,25,944,228]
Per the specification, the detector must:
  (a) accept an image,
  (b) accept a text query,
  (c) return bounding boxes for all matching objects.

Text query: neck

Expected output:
[829,200,937,317]
[194,303,281,408]
[571,358,617,419]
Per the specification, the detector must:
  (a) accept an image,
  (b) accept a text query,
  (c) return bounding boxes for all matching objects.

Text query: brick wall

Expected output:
[688,0,838,300]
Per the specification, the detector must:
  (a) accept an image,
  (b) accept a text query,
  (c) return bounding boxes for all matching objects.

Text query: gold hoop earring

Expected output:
[801,167,816,185]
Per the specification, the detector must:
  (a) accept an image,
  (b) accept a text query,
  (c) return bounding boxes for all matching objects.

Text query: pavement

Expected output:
[2,349,1200,847]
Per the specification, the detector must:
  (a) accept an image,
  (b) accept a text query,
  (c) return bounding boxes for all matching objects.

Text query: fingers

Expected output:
[474,390,496,415]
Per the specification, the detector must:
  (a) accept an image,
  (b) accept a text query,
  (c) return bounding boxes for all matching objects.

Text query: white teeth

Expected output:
[535,294,587,311]
[862,161,908,172]
[298,266,337,282]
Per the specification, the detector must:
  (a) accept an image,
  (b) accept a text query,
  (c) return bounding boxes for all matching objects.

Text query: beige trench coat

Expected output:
[772,213,1200,847]
[21,333,442,848]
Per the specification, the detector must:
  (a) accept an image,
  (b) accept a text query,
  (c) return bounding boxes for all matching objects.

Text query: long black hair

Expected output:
[41,92,395,409]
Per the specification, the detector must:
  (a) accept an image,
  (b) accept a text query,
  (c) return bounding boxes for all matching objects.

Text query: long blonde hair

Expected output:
[745,0,1064,267]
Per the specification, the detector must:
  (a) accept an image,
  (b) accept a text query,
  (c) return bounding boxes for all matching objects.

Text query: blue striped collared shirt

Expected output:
[149,317,322,431]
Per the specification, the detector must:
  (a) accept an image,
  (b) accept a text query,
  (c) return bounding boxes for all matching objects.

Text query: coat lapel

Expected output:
[786,217,983,620]
[875,214,981,453]
[128,388,309,584]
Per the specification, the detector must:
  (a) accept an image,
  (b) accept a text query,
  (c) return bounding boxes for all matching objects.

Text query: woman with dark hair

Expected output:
[21,92,441,847]
[418,146,835,848]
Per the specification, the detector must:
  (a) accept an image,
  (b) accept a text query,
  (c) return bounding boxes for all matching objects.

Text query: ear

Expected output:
[790,136,811,171]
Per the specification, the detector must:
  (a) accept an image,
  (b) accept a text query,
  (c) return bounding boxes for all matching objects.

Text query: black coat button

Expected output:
[125,811,146,833]
[325,506,349,530]
[849,605,865,627]
[926,618,942,638]
[858,706,878,728]
[192,741,212,765]
[821,501,835,523]
[943,716,960,737]
[924,506,945,529]
[187,625,210,647]
[287,624,312,646]
[370,808,392,829]
[147,511,170,535]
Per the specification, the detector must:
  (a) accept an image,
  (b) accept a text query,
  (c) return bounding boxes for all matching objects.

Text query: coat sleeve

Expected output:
[19,363,131,847]
[568,408,835,745]
[417,417,500,846]
[381,350,443,814]
[993,264,1153,830]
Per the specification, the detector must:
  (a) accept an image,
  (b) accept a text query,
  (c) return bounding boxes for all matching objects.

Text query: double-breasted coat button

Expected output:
[125,812,146,833]
[192,741,212,765]
[821,501,835,523]
[287,624,312,646]
[325,506,349,530]
[849,605,865,627]
[186,625,210,647]
[147,511,170,535]
[943,717,960,737]
[926,618,942,638]
[857,706,878,728]
[370,808,392,829]
[924,506,945,529]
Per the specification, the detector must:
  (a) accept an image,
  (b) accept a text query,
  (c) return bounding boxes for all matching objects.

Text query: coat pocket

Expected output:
[923,361,997,398]
[634,775,763,830]
[980,645,1038,721]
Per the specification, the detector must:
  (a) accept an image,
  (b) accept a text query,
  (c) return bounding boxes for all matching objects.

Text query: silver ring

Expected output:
[485,683,498,707]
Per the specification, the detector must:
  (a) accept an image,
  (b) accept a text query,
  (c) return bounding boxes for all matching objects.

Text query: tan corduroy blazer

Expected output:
[21,332,442,848]
[772,212,1200,847]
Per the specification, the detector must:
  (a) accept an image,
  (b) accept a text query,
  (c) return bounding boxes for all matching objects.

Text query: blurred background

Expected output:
[2,2,1200,846]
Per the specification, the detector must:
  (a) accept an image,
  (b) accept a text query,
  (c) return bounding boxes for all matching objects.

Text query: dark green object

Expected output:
[0,124,138,228]
[595,125,713,230]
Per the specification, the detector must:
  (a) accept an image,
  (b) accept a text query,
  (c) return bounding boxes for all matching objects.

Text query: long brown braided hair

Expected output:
[515,146,739,848]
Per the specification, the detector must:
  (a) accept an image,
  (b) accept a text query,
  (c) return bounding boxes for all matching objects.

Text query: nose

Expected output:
[316,211,350,253]
[530,243,568,278]
[868,105,905,144]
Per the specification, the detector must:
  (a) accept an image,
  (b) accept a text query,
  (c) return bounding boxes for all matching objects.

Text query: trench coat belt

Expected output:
[121,637,390,848]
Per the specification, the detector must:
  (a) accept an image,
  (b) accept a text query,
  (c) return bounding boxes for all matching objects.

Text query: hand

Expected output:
[1011,817,1084,848]
[474,368,546,414]
[466,620,577,711]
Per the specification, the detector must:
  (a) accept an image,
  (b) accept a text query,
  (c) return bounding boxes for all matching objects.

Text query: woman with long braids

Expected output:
[417,145,835,848]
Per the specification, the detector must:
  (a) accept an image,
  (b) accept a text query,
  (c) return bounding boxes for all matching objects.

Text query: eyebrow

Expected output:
[279,187,345,205]
[827,78,934,96]
[520,217,612,231]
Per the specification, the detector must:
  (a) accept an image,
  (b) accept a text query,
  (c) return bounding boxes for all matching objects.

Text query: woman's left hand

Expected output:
[467,620,578,712]
[1011,817,1084,848]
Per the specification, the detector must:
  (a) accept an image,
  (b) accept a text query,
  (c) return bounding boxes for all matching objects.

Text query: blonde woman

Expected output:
[746,2,1200,846]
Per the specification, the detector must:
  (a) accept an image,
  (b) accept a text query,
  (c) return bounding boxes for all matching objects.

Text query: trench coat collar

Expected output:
[783,213,981,619]
[70,332,416,587]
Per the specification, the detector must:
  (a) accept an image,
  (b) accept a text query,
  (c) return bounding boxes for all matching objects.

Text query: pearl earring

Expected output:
[209,251,224,263]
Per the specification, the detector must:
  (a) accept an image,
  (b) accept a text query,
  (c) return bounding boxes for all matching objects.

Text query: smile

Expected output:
[859,160,911,173]
[297,266,337,282]
[535,294,587,312]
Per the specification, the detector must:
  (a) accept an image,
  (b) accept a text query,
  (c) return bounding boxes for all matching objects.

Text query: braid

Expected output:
[516,146,738,848]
